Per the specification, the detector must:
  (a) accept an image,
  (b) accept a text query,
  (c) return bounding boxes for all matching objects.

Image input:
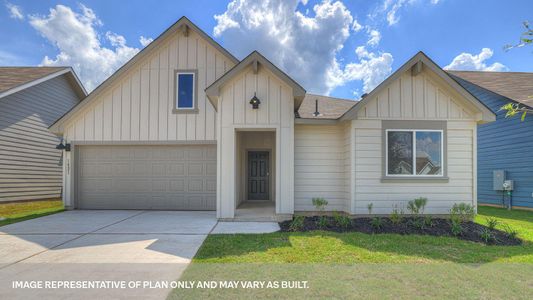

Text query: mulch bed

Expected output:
[279,216,522,246]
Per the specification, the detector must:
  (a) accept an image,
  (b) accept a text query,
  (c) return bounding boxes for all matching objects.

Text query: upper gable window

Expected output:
[174,70,198,113]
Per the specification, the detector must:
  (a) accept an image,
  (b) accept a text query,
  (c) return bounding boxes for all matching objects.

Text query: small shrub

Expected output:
[333,212,351,229]
[411,217,425,229]
[370,217,383,230]
[501,223,518,239]
[480,228,494,243]
[486,217,499,230]
[312,197,328,212]
[449,203,476,223]
[367,203,373,215]
[390,205,404,225]
[407,197,428,215]
[317,216,329,229]
[450,220,463,236]
[289,215,305,231]
[423,215,434,227]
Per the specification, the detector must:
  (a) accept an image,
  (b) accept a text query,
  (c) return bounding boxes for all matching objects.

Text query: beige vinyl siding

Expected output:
[0,75,80,202]
[294,124,346,211]
[357,69,477,120]
[352,120,475,214]
[63,29,235,142]
[350,66,479,214]
[217,64,295,218]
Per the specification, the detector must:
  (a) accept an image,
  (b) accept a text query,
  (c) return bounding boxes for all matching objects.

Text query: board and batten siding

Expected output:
[356,69,478,121]
[217,64,294,218]
[454,77,533,208]
[294,124,348,211]
[63,29,235,142]
[0,75,80,202]
[351,68,478,214]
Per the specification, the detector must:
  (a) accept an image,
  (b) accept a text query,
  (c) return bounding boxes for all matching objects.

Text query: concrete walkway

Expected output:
[212,221,280,234]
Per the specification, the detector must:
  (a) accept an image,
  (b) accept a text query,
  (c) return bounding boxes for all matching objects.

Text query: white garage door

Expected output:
[77,145,216,210]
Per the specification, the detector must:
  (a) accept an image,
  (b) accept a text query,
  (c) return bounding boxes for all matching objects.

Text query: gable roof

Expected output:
[340,51,495,123]
[297,93,356,119]
[205,51,306,111]
[49,16,238,133]
[0,67,86,99]
[447,71,533,108]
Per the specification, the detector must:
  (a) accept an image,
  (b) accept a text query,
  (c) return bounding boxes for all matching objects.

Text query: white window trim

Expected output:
[175,71,196,111]
[385,129,444,177]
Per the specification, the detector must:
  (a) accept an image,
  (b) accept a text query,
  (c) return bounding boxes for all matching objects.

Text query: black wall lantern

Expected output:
[56,139,71,152]
[313,99,322,117]
[249,92,261,109]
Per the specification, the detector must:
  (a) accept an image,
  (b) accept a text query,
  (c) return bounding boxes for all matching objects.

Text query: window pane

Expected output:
[177,74,194,108]
[416,131,442,175]
[387,131,413,175]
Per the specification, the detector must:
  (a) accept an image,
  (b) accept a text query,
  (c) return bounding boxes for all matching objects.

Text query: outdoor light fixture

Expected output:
[313,99,322,117]
[56,139,71,152]
[250,92,261,109]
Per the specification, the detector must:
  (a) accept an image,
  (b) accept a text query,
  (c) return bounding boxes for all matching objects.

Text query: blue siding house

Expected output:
[449,71,533,209]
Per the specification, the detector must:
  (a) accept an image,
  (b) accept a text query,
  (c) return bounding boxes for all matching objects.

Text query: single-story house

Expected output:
[49,17,495,220]
[449,71,533,210]
[0,67,86,202]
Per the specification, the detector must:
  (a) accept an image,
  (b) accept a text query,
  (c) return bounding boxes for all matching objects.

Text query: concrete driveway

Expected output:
[0,210,217,300]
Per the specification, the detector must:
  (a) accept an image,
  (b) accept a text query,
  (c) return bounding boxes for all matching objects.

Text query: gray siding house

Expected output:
[0,67,86,202]
[449,71,533,210]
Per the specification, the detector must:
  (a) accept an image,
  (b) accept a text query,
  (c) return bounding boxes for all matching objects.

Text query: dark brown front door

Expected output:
[247,151,269,200]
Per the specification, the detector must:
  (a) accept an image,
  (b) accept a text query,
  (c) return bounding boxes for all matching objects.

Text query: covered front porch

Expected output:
[234,130,278,221]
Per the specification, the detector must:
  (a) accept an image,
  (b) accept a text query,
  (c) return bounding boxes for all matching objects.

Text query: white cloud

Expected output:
[213,0,387,95]
[378,0,440,26]
[444,48,508,72]
[367,29,381,46]
[352,19,362,32]
[6,2,24,20]
[139,36,153,47]
[340,46,393,93]
[29,4,140,91]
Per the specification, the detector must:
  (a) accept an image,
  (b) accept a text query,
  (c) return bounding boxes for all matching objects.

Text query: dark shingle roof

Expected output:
[0,67,67,94]
[448,71,533,107]
[297,93,357,119]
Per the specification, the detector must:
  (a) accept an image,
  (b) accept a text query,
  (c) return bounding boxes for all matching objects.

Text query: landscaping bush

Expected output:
[390,205,404,225]
[289,215,305,232]
[312,197,328,212]
[333,212,351,229]
[450,203,476,223]
[370,217,384,230]
[407,197,427,215]
[486,217,499,230]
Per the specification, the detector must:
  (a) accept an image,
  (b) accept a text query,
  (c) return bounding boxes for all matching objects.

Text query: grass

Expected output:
[0,199,64,227]
[170,206,533,299]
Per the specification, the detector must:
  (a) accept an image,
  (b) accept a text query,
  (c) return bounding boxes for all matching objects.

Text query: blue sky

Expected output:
[0,0,531,99]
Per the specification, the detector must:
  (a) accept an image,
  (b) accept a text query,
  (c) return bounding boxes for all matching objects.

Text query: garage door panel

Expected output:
[77,145,216,210]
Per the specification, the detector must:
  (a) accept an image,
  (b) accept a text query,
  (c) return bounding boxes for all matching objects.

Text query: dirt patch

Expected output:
[279,216,522,246]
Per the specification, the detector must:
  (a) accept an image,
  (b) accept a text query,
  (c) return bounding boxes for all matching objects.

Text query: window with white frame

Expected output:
[175,71,195,110]
[386,129,443,176]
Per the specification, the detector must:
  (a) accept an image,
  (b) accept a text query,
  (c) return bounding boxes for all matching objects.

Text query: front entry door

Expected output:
[247,151,269,200]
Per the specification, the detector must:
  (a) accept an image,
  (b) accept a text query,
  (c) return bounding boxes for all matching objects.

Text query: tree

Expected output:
[500,21,532,121]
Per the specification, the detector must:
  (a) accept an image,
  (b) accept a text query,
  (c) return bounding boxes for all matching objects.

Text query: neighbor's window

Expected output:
[386,130,443,176]
[176,72,195,110]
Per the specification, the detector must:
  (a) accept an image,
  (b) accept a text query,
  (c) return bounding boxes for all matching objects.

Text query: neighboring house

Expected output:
[449,71,533,210]
[49,17,494,219]
[0,67,86,202]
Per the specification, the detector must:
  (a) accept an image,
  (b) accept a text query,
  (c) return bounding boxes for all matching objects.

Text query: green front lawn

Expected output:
[170,206,533,299]
[0,199,64,227]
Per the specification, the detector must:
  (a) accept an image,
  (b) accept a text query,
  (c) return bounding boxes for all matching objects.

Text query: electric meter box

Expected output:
[493,170,506,191]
